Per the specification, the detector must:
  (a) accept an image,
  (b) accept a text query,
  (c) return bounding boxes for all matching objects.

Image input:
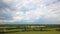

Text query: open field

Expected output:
[0,24,60,34]
[6,31,60,34]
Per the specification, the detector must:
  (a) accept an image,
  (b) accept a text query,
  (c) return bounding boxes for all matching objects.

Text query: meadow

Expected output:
[0,24,60,34]
[6,31,60,34]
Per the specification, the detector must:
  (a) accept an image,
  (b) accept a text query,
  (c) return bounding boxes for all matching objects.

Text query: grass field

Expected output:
[6,31,60,34]
[0,24,60,34]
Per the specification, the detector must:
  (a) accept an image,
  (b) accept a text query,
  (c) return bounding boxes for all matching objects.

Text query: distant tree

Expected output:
[56,25,60,31]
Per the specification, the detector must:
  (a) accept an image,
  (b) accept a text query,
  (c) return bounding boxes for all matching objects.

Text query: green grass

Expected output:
[6,31,60,34]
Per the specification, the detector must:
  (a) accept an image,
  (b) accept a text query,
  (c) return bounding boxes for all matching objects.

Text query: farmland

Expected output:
[6,31,60,34]
[0,24,60,34]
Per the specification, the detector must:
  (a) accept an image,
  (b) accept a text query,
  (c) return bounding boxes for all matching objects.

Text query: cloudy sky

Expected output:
[0,0,60,24]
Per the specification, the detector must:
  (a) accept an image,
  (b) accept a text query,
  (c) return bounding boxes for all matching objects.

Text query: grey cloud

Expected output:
[44,0,60,6]
[0,0,60,24]
[0,0,13,20]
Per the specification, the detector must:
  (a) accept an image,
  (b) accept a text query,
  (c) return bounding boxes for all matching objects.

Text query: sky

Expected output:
[0,0,60,24]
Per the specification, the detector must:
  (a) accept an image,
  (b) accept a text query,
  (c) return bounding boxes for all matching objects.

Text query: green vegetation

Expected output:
[6,31,60,34]
[0,24,60,34]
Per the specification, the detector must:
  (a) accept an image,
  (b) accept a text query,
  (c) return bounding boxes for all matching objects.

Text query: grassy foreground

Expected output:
[6,31,60,34]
